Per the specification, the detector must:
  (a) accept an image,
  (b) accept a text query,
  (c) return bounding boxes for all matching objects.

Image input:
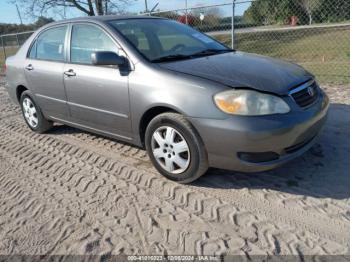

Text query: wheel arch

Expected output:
[16,85,28,103]
[139,105,181,146]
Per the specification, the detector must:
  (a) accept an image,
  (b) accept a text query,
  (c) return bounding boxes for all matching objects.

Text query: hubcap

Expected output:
[22,98,38,128]
[151,126,190,174]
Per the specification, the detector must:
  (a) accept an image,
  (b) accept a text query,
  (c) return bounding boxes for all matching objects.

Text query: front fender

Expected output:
[128,63,229,144]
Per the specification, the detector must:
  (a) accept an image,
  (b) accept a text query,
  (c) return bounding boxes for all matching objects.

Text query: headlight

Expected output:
[214,89,290,116]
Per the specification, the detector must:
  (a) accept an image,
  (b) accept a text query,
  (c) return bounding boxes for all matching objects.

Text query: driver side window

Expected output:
[70,24,119,64]
[157,26,206,52]
[118,28,151,57]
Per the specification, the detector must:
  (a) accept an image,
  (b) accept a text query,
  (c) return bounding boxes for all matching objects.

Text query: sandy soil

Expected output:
[0,77,349,256]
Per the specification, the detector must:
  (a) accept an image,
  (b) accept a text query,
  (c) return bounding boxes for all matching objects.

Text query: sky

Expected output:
[0,0,250,24]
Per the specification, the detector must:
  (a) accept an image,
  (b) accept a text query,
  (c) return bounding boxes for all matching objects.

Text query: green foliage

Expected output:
[316,0,350,22]
[243,0,295,25]
[243,0,350,26]
[34,16,55,28]
[0,16,54,35]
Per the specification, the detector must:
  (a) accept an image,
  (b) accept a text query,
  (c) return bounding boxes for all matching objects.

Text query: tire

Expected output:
[20,91,53,133]
[145,112,208,183]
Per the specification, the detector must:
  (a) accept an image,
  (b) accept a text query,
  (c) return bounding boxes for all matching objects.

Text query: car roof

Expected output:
[47,15,163,26]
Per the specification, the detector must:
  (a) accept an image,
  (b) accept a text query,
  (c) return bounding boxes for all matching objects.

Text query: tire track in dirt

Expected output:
[0,85,349,255]
[0,128,260,255]
[1,114,349,247]
[0,116,347,255]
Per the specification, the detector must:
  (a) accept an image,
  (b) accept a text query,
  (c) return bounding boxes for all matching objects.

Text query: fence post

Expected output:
[185,0,188,25]
[15,33,20,47]
[1,35,6,61]
[231,0,235,49]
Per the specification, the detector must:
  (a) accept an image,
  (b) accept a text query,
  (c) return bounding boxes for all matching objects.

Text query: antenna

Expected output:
[144,0,148,13]
[150,2,159,13]
[185,0,188,24]
[15,3,23,25]
[63,0,66,19]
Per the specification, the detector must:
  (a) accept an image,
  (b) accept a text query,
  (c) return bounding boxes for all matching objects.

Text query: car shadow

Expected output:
[193,103,350,200]
[46,103,350,200]
[48,123,144,150]
[49,125,82,135]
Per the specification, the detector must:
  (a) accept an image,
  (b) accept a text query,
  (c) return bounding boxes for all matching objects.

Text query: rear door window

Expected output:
[28,40,37,59]
[36,26,68,61]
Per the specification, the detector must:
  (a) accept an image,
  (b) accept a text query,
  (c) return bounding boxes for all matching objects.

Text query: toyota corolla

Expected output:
[5,16,329,183]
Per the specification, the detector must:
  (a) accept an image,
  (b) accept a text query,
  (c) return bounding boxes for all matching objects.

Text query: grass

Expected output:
[0,46,18,72]
[215,25,350,85]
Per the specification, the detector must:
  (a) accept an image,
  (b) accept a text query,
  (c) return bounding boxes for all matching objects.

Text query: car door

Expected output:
[63,23,132,140]
[24,25,69,119]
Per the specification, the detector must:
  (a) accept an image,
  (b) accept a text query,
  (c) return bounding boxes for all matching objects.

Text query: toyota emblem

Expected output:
[307,86,315,96]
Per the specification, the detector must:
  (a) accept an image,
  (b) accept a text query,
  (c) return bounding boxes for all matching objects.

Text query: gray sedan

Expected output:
[5,16,329,183]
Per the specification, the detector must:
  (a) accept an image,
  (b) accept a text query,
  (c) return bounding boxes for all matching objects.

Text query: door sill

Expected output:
[48,116,133,142]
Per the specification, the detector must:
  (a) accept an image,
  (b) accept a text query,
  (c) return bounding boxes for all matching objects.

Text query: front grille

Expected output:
[291,81,319,108]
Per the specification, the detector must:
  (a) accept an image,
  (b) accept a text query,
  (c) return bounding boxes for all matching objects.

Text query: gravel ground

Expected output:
[0,76,349,256]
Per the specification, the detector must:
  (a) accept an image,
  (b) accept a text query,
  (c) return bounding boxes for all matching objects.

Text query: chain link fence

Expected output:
[236,0,350,85]
[150,0,350,85]
[0,31,34,73]
[149,3,236,47]
[1,0,349,84]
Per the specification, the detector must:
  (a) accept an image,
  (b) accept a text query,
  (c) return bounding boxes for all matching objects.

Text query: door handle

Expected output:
[25,64,34,71]
[64,69,76,77]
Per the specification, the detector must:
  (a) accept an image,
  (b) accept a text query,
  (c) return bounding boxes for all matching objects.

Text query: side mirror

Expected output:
[91,51,126,66]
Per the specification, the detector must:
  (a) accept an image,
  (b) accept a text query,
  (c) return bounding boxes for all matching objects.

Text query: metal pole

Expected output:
[15,4,23,25]
[1,36,6,61]
[64,0,66,18]
[185,0,188,25]
[15,33,20,47]
[144,0,148,13]
[231,0,235,49]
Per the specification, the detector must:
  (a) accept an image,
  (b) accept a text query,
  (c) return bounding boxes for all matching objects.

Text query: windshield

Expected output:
[108,18,231,62]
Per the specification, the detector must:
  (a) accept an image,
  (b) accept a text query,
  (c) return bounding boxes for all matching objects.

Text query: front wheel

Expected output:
[20,91,53,133]
[145,113,208,183]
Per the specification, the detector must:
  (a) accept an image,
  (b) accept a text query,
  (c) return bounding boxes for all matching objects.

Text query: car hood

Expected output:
[158,51,313,95]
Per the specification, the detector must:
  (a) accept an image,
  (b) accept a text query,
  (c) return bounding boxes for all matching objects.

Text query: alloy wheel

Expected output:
[151,126,191,174]
[22,97,38,128]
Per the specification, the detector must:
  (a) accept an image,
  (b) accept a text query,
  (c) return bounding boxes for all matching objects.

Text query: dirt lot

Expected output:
[0,76,349,256]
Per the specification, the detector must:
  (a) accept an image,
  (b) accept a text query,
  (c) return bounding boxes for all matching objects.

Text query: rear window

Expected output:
[34,26,68,62]
[28,40,37,59]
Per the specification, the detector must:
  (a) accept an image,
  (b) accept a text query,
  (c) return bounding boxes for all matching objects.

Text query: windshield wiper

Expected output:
[151,49,234,63]
[190,49,233,57]
[151,54,192,63]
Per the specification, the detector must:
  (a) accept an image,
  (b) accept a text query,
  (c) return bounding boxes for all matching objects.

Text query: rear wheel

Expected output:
[20,91,53,133]
[145,113,208,183]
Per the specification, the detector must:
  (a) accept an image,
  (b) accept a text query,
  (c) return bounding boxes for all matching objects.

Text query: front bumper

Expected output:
[188,91,329,172]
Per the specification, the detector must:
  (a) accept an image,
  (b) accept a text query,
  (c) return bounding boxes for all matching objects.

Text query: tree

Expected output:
[243,0,331,26]
[34,16,55,27]
[12,0,135,18]
[296,0,322,25]
[243,0,350,26]
[190,7,222,27]
[0,17,54,35]
[317,0,350,22]
[243,0,292,25]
